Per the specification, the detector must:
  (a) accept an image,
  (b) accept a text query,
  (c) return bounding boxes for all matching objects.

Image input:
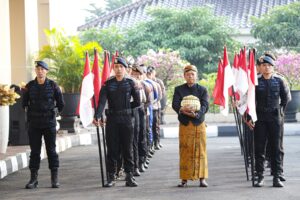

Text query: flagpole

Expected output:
[250,48,256,187]
[93,96,105,187]
[101,50,109,180]
[230,86,249,181]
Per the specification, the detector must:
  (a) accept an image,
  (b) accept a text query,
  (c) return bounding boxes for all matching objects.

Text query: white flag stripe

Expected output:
[79,73,94,127]
[221,64,234,116]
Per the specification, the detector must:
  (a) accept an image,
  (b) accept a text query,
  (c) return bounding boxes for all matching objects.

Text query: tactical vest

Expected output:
[27,79,56,126]
[256,77,281,112]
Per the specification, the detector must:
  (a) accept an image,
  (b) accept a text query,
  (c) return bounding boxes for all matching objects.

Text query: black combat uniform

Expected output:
[254,56,290,187]
[22,61,64,189]
[95,57,141,187]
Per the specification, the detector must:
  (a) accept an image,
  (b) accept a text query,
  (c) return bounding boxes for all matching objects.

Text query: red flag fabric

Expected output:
[230,53,240,99]
[236,48,249,115]
[236,47,249,95]
[78,52,94,127]
[213,59,225,106]
[221,46,234,116]
[101,51,110,86]
[92,49,101,108]
[110,51,119,74]
[246,49,258,122]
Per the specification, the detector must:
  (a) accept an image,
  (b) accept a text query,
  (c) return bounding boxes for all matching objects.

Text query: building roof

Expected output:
[78,0,298,31]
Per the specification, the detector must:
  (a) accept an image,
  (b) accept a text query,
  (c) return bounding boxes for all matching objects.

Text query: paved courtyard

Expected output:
[1,136,300,200]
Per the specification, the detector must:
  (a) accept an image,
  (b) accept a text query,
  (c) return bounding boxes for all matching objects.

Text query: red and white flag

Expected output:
[213,59,225,107]
[79,52,94,127]
[246,49,258,122]
[220,46,234,116]
[236,47,249,95]
[101,51,111,87]
[92,49,101,109]
[236,48,249,115]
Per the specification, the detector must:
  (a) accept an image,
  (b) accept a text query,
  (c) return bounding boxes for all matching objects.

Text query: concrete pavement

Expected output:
[1,137,300,200]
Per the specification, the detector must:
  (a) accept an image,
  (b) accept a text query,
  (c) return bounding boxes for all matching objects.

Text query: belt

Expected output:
[105,108,132,116]
[256,107,279,113]
[28,111,54,117]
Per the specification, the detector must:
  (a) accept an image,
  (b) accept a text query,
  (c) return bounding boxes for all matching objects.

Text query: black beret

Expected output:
[147,66,155,73]
[261,55,275,66]
[35,60,49,70]
[132,65,144,74]
[114,57,128,68]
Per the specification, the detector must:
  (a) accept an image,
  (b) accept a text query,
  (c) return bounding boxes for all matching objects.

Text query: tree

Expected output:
[125,7,239,74]
[137,49,188,103]
[38,28,103,93]
[84,3,105,23]
[83,1,132,23]
[106,0,132,11]
[79,26,126,55]
[251,2,300,52]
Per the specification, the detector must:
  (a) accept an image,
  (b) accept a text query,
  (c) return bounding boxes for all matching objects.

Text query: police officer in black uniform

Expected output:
[93,57,140,187]
[22,61,64,189]
[254,55,291,187]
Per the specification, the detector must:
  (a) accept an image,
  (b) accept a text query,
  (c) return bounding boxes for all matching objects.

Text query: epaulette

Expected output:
[106,76,115,82]
[273,73,286,80]
[125,76,135,82]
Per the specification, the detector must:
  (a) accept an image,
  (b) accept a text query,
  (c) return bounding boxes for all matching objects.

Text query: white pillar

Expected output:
[0,0,11,85]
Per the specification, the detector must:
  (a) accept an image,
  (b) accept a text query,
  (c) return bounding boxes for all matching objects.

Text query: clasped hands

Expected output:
[180,106,197,118]
[93,118,106,127]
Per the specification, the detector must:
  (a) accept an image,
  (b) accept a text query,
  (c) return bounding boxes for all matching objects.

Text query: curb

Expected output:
[160,123,300,138]
[1,123,299,179]
[0,130,97,179]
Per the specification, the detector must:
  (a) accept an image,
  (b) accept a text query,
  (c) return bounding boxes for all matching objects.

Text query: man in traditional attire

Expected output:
[172,65,209,187]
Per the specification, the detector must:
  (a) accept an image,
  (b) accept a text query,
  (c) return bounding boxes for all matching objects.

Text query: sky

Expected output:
[51,0,105,35]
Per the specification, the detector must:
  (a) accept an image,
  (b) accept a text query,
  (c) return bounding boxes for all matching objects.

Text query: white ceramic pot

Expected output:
[0,106,9,153]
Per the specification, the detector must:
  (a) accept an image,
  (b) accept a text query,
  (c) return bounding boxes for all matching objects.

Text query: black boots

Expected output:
[133,168,141,176]
[273,177,284,187]
[51,169,60,188]
[254,175,264,187]
[25,169,38,189]
[139,163,146,172]
[104,173,116,187]
[125,173,138,187]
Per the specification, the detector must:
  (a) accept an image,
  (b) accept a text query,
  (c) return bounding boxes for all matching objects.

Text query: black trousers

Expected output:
[265,119,284,172]
[152,109,160,145]
[138,108,147,164]
[254,119,283,177]
[28,126,59,170]
[132,109,140,168]
[105,116,134,174]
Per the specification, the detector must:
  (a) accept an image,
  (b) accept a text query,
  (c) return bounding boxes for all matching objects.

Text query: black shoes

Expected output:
[200,179,208,187]
[279,175,286,182]
[177,180,187,187]
[25,170,38,189]
[125,173,138,187]
[139,163,146,172]
[273,178,284,187]
[133,168,141,176]
[51,169,60,188]
[104,174,116,187]
[254,176,264,187]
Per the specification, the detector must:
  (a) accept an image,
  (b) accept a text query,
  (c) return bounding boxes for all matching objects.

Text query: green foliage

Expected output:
[106,0,132,11]
[125,7,239,74]
[79,26,126,55]
[251,2,300,52]
[136,49,188,105]
[199,73,219,113]
[38,28,103,93]
[84,3,106,23]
